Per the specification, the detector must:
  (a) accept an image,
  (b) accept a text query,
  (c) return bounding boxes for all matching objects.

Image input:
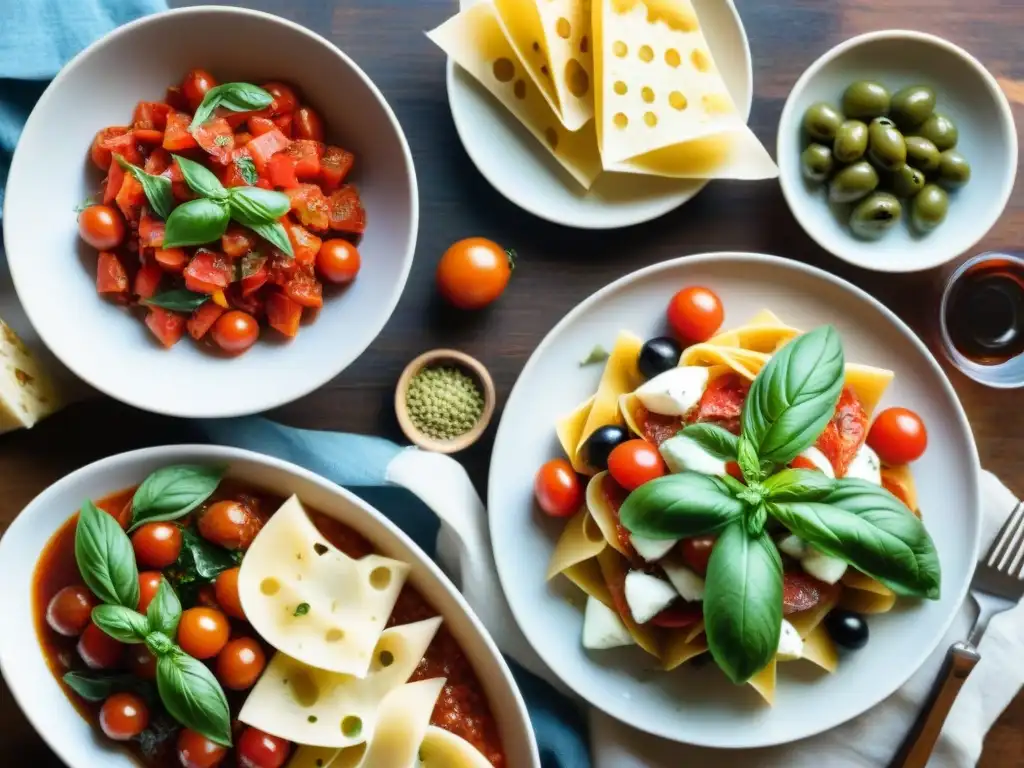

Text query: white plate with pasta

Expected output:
[487,252,981,748]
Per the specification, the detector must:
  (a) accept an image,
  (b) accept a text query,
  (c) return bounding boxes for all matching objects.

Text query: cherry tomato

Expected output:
[99,692,149,740]
[533,459,583,517]
[667,286,724,343]
[790,455,821,472]
[436,237,512,310]
[78,622,124,669]
[607,439,667,491]
[211,311,259,355]
[262,82,299,116]
[78,205,126,250]
[182,69,217,112]
[178,728,228,768]
[238,727,291,768]
[177,607,230,659]
[214,567,245,620]
[216,637,267,690]
[316,239,361,284]
[680,536,716,577]
[882,476,912,509]
[198,499,263,550]
[648,602,701,628]
[294,106,324,141]
[131,522,182,569]
[137,571,163,614]
[867,407,928,465]
[46,585,96,636]
[127,645,157,680]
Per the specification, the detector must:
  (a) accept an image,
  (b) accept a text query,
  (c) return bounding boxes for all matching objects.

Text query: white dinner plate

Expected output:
[445,0,755,229]
[487,253,981,748]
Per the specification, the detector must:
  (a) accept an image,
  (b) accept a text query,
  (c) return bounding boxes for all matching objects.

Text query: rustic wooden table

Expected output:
[1,0,1021,764]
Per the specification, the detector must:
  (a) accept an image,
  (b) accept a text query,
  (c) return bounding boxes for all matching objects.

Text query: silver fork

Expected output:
[892,500,1024,768]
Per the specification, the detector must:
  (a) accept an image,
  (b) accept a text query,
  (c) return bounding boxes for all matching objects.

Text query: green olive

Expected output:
[833,120,869,163]
[801,143,835,182]
[938,149,972,189]
[849,192,902,240]
[889,165,926,198]
[889,85,936,130]
[915,113,958,151]
[904,136,941,173]
[829,161,880,204]
[911,184,949,232]
[803,102,844,142]
[842,81,891,120]
[867,117,907,172]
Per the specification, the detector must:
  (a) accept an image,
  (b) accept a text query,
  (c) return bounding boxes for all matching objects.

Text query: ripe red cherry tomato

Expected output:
[198,499,263,550]
[680,535,716,577]
[182,68,217,112]
[214,567,245,620]
[178,728,228,768]
[867,407,928,465]
[99,692,149,741]
[294,106,324,141]
[127,645,157,680]
[317,239,361,284]
[46,585,96,636]
[137,571,163,614]
[436,238,512,310]
[261,82,299,116]
[78,622,124,669]
[211,311,259,355]
[131,522,182,569]
[533,459,583,517]
[607,439,666,491]
[216,637,267,690]
[238,727,291,768]
[667,286,724,343]
[177,607,230,660]
[78,205,126,250]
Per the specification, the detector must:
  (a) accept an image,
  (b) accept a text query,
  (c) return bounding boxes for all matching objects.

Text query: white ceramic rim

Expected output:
[3,5,419,417]
[487,251,981,747]
[777,29,1018,273]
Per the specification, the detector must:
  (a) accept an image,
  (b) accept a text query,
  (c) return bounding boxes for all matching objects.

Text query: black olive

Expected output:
[582,425,628,471]
[638,336,683,380]
[825,609,869,650]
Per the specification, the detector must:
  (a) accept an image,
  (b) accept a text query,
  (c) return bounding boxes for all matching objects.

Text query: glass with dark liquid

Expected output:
[939,252,1024,387]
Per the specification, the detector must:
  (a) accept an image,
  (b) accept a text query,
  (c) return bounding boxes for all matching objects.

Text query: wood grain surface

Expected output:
[1,0,1021,764]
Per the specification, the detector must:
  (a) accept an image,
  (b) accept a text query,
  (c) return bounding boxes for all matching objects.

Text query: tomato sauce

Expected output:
[600,474,636,558]
[815,387,868,477]
[34,485,505,767]
[634,405,683,447]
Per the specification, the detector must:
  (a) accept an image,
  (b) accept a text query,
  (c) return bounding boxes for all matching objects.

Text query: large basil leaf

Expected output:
[114,155,174,219]
[763,468,836,501]
[677,423,739,460]
[619,472,745,539]
[163,198,230,248]
[244,220,293,257]
[91,604,150,644]
[229,187,290,222]
[156,649,232,746]
[190,82,273,129]
[166,527,242,608]
[74,500,140,608]
[737,437,763,483]
[63,671,153,702]
[130,465,225,530]
[703,521,783,684]
[147,578,183,637]
[173,155,228,201]
[741,325,845,466]
[768,479,940,598]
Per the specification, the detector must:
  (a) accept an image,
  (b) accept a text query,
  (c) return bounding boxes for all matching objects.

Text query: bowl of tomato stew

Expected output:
[4,6,417,417]
[0,445,537,768]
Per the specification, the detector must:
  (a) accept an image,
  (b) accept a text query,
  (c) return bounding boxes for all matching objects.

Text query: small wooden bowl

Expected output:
[395,349,496,454]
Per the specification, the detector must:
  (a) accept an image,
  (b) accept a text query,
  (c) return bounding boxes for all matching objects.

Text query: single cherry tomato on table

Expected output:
[78,205,126,250]
[436,237,512,310]
[198,499,263,550]
[216,637,267,690]
[317,239,361,284]
[262,82,299,116]
[46,585,96,636]
[867,407,927,465]
[667,286,724,343]
[127,645,158,680]
[78,622,124,669]
[214,567,245,620]
[99,692,149,741]
[294,106,324,141]
[137,571,163,614]
[131,521,182,569]
[238,727,292,768]
[680,535,716,576]
[178,728,228,768]
[211,310,259,355]
[182,68,217,112]
[177,607,230,660]
[607,439,666,491]
[533,459,583,518]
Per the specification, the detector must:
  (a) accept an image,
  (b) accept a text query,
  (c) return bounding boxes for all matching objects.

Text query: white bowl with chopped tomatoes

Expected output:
[3,6,417,417]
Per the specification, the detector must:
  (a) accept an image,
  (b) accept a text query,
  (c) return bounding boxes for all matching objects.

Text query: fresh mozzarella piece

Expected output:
[661,561,705,602]
[797,446,835,478]
[659,435,728,476]
[633,366,709,417]
[778,534,808,560]
[582,596,636,650]
[845,443,882,485]
[802,548,848,585]
[624,570,677,624]
[777,619,804,661]
[630,534,678,563]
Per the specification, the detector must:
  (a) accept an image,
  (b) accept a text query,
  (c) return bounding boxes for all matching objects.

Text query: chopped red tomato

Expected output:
[690,374,750,434]
[228,284,265,317]
[273,112,294,138]
[327,185,366,234]
[247,116,277,137]
[145,307,186,348]
[154,247,188,273]
[115,173,146,223]
[239,259,269,296]
[284,140,322,179]
[187,302,225,340]
[183,251,233,294]
[143,148,172,175]
[132,101,171,131]
[268,250,298,287]
[134,263,163,299]
[91,127,131,170]
[193,117,234,164]
[634,405,683,447]
[816,388,868,478]
[267,153,299,188]
[287,184,330,232]
[163,111,198,151]
[246,129,291,171]
[782,571,838,615]
[103,160,125,204]
[164,85,189,112]
[99,130,143,166]
[680,536,716,576]
[319,146,354,191]
[221,227,257,259]
[96,252,128,295]
[649,602,702,629]
[138,211,165,248]
[234,131,253,146]
[160,159,194,202]
[222,110,255,131]
[285,222,322,266]
[220,148,255,188]
[266,292,302,337]
[285,272,323,309]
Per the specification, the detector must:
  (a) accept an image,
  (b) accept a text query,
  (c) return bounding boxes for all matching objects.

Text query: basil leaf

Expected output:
[130,465,225,530]
[768,479,940,598]
[147,578,183,637]
[178,527,240,580]
[244,220,294,257]
[737,437,763,483]
[145,630,175,658]
[677,423,739,461]
[190,82,273,129]
[741,326,845,466]
[75,500,140,609]
[173,155,228,201]
[703,522,783,684]
[115,154,174,219]
[236,156,259,186]
[719,474,747,497]
[578,345,610,367]
[156,648,232,747]
[63,671,152,702]
[763,468,836,501]
[619,472,745,539]
[92,604,150,644]
[229,187,290,222]
[142,290,209,313]
[745,504,768,537]
[164,198,230,248]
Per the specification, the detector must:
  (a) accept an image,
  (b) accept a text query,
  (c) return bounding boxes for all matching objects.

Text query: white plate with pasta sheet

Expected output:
[487,252,980,748]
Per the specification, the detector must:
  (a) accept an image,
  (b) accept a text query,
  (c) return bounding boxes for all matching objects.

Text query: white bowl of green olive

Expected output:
[778,30,1017,272]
